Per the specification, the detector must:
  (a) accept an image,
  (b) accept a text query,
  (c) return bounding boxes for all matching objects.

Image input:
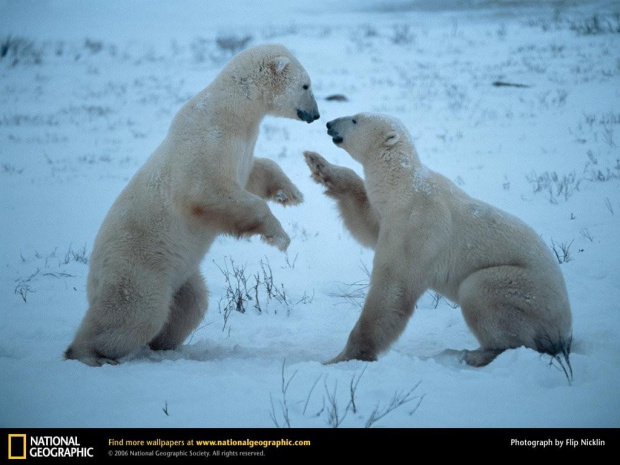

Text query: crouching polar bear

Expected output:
[304,113,572,367]
[66,44,319,366]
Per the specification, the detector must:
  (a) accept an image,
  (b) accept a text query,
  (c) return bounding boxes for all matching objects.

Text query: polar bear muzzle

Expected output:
[297,109,320,123]
[326,120,344,144]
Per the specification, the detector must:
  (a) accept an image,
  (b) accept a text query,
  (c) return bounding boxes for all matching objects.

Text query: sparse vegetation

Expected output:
[536,89,568,108]
[1,163,24,174]
[526,11,620,36]
[324,379,349,428]
[569,13,620,35]
[14,269,40,303]
[550,239,574,264]
[215,35,252,55]
[63,244,89,265]
[348,365,367,414]
[284,252,298,269]
[12,245,87,302]
[302,374,323,416]
[261,24,298,40]
[365,381,424,428]
[84,39,104,55]
[269,359,297,428]
[391,24,415,44]
[580,228,594,242]
[604,197,614,215]
[428,292,459,310]
[527,151,620,203]
[331,262,371,308]
[526,170,581,203]
[583,158,620,183]
[215,256,311,330]
[0,36,42,66]
[269,363,423,428]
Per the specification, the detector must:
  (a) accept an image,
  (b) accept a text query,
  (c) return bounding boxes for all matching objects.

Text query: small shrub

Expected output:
[365,381,424,428]
[84,39,103,54]
[570,13,620,35]
[391,24,415,44]
[0,36,42,66]
[1,163,24,175]
[550,239,574,264]
[63,244,89,265]
[215,256,303,330]
[190,37,211,63]
[215,35,252,55]
[526,171,581,203]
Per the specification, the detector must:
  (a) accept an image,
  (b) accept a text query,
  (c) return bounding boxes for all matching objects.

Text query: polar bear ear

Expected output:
[271,56,290,74]
[384,131,401,147]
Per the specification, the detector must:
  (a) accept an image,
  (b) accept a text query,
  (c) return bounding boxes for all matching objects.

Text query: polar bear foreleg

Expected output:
[149,272,208,351]
[327,238,424,363]
[327,265,422,364]
[246,158,303,206]
[304,151,379,248]
[183,185,291,251]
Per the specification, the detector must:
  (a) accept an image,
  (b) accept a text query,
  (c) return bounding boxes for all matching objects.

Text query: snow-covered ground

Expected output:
[1,0,619,428]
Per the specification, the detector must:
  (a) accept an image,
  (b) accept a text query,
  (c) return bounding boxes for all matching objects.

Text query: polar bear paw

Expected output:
[262,231,291,252]
[259,215,291,252]
[459,348,504,367]
[274,186,303,206]
[303,151,334,188]
[324,347,378,365]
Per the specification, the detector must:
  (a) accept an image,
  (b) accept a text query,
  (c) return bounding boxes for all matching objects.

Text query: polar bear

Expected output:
[304,113,572,367]
[65,44,320,366]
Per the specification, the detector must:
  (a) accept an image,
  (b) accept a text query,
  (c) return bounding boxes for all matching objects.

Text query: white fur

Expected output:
[66,44,317,366]
[305,112,572,366]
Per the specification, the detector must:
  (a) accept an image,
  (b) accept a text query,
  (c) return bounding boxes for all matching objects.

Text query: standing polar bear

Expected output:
[304,113,572,367]
[66,44,319,366]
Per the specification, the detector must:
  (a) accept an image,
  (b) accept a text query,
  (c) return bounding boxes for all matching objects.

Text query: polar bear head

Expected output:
[225,44,320,124]
[326,113,411,163]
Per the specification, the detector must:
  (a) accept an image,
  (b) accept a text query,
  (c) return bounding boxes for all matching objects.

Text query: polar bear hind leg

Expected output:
[65,269,171,366]
[149,272,208,351]
[457,265,569,367]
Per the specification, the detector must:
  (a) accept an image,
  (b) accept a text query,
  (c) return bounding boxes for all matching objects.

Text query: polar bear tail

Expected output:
[534,330,573,384]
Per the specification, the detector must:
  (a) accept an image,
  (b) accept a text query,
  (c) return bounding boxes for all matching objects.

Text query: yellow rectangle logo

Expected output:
[8,434,27,460]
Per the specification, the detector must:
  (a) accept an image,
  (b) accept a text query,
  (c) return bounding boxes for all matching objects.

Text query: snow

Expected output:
[1,0,619,428]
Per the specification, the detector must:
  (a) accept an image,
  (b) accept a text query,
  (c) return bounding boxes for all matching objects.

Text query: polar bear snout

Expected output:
[297,109,320,123]
[296,89,320,123]
[326,120,344,144]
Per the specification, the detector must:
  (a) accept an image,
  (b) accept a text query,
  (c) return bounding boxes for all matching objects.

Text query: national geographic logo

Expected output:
[7,434,94,460]
[8,435,26,460]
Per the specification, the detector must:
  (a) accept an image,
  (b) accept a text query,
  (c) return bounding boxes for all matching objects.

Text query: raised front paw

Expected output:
[303,151,334,188]
[260,215,291,252]
[263,231,291,252]
[273,184,303,206]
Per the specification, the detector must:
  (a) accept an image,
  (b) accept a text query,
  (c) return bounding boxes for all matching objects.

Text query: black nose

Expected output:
[313,114,320,121]
[297,109,316,124]
[326,121,332,129]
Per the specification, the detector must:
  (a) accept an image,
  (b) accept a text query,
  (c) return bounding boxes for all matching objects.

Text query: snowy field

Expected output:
[1,0,619,428]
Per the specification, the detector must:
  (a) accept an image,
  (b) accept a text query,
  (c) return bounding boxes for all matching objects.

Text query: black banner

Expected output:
[1,428,616,462]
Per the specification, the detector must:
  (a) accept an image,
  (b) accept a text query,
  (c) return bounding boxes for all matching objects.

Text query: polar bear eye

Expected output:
[303,84,309,90]
[352,119,357,124]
